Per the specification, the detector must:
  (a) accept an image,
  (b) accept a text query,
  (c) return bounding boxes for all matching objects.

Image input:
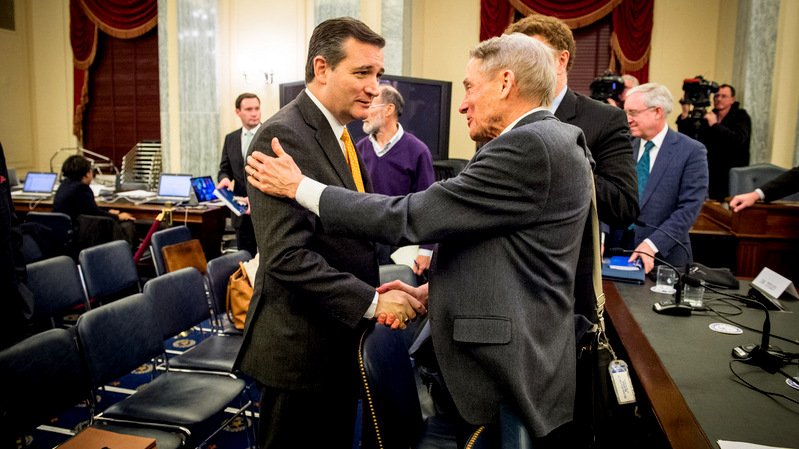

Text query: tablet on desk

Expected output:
[190,176,217,203]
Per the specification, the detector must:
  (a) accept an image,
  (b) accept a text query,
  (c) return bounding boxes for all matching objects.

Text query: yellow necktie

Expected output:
[341,128,365,193]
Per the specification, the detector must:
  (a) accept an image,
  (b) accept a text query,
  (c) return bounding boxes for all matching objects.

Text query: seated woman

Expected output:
[53,155,136,246]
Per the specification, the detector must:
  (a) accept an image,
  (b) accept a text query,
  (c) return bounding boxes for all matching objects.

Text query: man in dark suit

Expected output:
[247,33,593,445]
[217,93,261,256]
[505,15,638,323]
[729,166,799,212]
[234,18,425,449]
[613,83,708,273]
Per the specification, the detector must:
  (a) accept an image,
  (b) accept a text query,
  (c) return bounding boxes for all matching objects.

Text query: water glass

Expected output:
[652,266,678,294]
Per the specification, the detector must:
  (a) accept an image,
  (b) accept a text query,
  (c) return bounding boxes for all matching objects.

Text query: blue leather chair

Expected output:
[205,250,252,333]
[26,255,90,328]
[729,163,799,201]
[75,293,252,448]
[150,226,192,276]
[78,240,140,303]
[24,211,73,254]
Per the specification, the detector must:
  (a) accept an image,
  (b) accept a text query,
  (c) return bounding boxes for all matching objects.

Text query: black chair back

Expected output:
[26,255,90,324]
[78,240,140,301]
[76,293,163,389]
[143,267,210,342]
[359,324,424,449]
[24,211,73,249]
[206,250,252,318]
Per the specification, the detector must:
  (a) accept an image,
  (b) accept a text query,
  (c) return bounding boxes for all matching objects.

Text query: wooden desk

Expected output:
[14,199,227,260]
[691,200,799,283]
[604,279,799,449]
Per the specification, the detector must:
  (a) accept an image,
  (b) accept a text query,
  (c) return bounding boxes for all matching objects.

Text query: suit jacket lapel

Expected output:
[296,91,359,191]
[640,129,676,207]
[231,128,244,169]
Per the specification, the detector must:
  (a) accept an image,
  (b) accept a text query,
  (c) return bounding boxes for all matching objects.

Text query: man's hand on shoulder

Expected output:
[246,137,305,199]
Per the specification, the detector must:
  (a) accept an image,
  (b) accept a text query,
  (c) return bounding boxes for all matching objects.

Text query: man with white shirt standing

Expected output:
[246,32,593,446]
[217,92,261,256]
[612,83,708,273]
[357,84,435,273]
[233,18,424,449]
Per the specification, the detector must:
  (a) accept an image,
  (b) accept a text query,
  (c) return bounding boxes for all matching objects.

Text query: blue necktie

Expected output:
[637,140,655,199]
[629,140,654,230]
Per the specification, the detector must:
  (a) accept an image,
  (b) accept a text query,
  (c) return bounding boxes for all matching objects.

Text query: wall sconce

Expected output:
[242,70,274,85]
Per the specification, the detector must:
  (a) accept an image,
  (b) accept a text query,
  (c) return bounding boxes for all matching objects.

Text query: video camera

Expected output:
[590,71,625,104]
[680,76,719,109]
[678,75,719,140]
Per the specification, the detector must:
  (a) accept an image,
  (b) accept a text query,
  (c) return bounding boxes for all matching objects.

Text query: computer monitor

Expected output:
[190,176,217,202]
[157,173,192,198]
[22,172,58,193]
[279,75,452,160]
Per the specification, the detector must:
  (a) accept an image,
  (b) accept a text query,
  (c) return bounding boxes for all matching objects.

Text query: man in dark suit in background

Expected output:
[505,15,639,323]
[217,93,261,256]
[234,18,425,449]
[613,83,708,273]
[247,33,593,446]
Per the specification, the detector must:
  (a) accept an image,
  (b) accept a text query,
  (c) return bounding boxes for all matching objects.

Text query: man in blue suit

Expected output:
[613,83,708,273]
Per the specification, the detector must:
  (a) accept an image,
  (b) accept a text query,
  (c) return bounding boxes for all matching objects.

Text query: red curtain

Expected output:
[480,0,652,82]
[69,0,157,142]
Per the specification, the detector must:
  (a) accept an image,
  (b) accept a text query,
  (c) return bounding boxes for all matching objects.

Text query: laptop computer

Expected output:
[11,172,58,200]
[190,176,217,203]
[152,173,193,204]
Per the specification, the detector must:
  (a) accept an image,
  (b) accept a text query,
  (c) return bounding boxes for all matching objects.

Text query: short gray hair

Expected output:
[379,85,404,118]
[470,33,557,108]
[627,82,674,117]
[621,74,639,87]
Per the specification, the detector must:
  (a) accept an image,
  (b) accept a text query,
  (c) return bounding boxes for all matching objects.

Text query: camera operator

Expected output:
[590,71,625,106]
[677,80,751,200]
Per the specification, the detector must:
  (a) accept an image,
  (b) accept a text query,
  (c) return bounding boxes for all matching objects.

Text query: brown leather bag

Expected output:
[225,261,252,329]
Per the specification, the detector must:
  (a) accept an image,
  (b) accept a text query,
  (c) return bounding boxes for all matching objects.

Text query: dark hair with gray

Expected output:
[304,17,385,84]
[719,84,736,97]
[627,82,674,117]
[470,33,557,108]
[379,85,404,118]
[61,155,92,181]
[504,14,576,71]
[235,93,260,109]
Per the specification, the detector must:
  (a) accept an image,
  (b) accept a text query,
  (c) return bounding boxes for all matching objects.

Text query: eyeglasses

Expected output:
[369,103,389,109]
[625,107,655,117]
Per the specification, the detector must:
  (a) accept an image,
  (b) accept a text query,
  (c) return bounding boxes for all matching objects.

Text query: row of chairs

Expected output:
[27,235,252,335]
[1,272,254,448]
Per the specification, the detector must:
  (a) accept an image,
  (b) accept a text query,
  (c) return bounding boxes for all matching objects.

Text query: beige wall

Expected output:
[7,0,798,175]
[1,0,74,177]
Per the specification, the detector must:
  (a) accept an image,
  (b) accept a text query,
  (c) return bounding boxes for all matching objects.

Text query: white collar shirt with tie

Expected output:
[636,124,668,171]
[241,123,261,161]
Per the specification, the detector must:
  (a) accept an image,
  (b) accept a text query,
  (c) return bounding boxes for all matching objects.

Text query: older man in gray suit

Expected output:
[247,33,593,445]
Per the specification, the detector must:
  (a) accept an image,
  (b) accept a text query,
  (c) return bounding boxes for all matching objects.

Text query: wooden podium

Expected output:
[690,200,799,283]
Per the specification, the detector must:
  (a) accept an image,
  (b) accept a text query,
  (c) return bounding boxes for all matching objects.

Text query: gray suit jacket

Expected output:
[318,111,592,437]
[235,90,379,390]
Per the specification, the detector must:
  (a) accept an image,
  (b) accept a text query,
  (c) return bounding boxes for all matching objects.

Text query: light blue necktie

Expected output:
[242,130,253,160]
[629,140,654,230]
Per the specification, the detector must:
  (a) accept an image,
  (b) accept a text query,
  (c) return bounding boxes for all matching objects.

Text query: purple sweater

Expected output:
[356,131,435,251]
[356,132,435,197]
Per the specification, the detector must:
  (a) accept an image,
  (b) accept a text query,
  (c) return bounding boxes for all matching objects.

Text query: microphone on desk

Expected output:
[610,248,693,316]
[684,275,786,373]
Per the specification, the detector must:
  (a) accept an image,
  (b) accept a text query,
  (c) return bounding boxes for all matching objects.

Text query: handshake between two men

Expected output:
[246,137,428,330]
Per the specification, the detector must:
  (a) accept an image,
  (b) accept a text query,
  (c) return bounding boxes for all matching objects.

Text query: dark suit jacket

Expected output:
[761,166,799,201]
[318,111,592,437]
[555,88,638,320]
[235,90,379,390]
[631,128,708,267]
[218,128,250,228]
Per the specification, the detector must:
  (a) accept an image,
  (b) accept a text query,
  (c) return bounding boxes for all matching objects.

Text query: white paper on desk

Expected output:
[718,440,795,449]
[752,267,799,301]
[390,245,419,268]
